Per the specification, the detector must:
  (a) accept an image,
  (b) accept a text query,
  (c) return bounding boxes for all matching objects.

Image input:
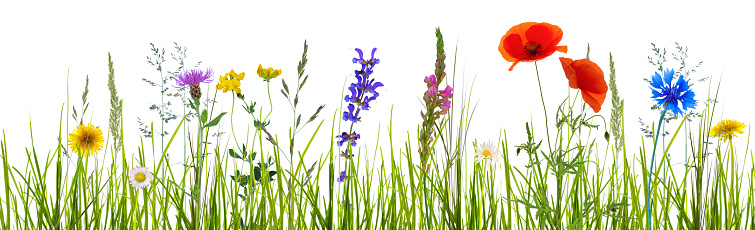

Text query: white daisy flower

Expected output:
[128,166,153,189]
[474,142,502,163]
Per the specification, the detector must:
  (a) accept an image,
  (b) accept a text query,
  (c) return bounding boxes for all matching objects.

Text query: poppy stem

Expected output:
[647,109,667,230]
[533,62,553,153]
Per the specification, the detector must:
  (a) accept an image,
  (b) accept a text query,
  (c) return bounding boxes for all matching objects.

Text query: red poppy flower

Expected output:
[559,57,607,113]
[498,22,568,71]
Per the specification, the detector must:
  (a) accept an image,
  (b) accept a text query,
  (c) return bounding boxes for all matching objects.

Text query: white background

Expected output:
[1,1,753,177]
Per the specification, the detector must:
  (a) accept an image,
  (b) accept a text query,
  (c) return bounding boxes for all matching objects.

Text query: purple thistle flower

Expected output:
[174,68,214,88]
[174,68,214,99]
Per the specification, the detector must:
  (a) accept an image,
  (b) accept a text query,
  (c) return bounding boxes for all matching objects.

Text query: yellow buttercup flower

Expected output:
[709,119,746,142]
[216,69,245,94]
[67,124,104,157]
[257,64,282,81]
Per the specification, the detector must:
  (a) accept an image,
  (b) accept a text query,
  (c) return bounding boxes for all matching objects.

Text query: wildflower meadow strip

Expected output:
[1,24,755,230]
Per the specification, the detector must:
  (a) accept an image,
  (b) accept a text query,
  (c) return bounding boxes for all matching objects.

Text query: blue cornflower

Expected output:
[649,68,696,116]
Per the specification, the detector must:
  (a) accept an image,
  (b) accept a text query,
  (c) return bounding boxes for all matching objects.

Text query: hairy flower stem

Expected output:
[647,109,666,230]
[534,62,553,153]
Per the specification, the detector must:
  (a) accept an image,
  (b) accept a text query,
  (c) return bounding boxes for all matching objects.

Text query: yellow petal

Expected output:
[257,64,263,75]
[236,72,245,80]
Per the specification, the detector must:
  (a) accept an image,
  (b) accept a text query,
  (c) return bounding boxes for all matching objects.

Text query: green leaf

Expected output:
[200,109,208,124]
[202,112,227,129]
[228,149,242,159]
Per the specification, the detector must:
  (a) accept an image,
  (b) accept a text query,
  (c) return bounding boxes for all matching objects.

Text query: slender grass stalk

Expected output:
[648,109,667,230]
[534,62,553,154]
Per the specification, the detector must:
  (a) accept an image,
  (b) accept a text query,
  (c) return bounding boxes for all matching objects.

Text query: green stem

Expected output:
[534,62,553,153]
[264,82,273,122]
[647,109,667,230]
[423,167,431,230]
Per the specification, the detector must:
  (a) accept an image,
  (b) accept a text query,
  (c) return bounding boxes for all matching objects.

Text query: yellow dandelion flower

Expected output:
[257,64,282,81]
[67,124,104,157]
[709,119,746,142]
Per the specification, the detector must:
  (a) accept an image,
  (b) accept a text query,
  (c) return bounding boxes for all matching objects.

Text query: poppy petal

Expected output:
[508,22,537,40]
[559,57,578,89]
[498,22,566,71]
[561,58,608,113]
[571,59,607,94]
[582,90,607,113]
[508,61,521,72]
[555,46,568,54]
[525,23,562,50]
[501,34,529,61]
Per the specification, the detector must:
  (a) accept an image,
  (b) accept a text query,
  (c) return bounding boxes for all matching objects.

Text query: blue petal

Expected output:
[352,57,358,64]
[373,59,380,65]
[650,88,664,99]
[680,91,697,110]
[649,72,664,89]
[370,48,377,59]
[666,101,683,116]
[676,76,690,93]
[355,48,364,60]
[663,68,674,86]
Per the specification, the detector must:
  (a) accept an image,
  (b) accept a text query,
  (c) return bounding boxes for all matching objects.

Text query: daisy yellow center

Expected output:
[483,150,491,157]
[135,173,146,182]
